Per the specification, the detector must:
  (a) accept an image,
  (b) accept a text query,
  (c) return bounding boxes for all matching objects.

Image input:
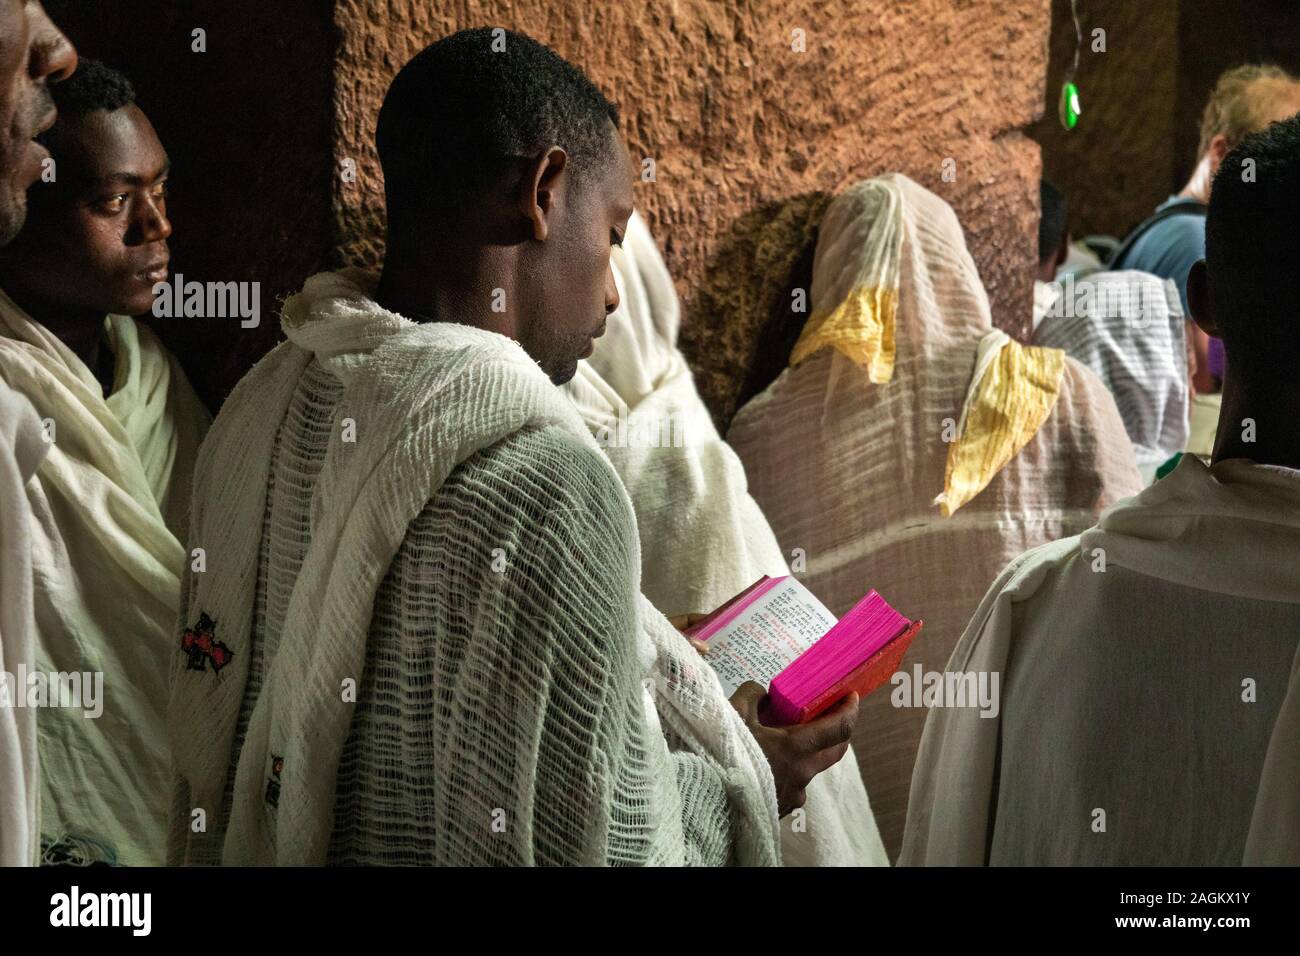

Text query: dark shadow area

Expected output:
[1032,0,1300,239]
[680,191,831,433]
[45,0,338,412]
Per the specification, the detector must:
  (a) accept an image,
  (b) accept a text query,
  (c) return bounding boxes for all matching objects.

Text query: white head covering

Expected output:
[729,174,1142,855]
[1034,270,1189,482]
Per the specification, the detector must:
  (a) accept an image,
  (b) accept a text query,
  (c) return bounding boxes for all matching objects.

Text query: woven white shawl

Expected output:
[565,212,887,866]
[728,175,1142,858]
[1033,272,1189,482]
[170,269,780,865]
[0,385,46,866]
[0,288,208,865]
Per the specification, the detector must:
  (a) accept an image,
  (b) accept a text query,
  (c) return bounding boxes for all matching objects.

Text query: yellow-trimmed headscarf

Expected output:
[934,330,1066,516]
[790,178,902,383]
[789,174,1066,515]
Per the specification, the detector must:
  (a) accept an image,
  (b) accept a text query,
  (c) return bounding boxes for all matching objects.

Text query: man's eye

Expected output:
[151,182,169,200]
[98,195,127,213]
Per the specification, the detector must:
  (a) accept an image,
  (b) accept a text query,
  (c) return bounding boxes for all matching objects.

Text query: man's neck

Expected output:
[374,249,515,339]
[1178,155,1213,205]
[1213,378,1300,471]
[2,281,113,393]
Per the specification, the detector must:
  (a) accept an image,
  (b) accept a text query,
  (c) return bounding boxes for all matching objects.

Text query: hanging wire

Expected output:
[1069,0,1083,81]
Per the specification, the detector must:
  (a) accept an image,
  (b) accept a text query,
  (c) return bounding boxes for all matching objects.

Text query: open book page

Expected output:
[703,576,838,696]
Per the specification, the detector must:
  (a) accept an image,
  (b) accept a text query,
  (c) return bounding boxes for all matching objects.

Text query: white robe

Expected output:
[0,384,47,866]
[902,455,1300,865]
[565,212,888,866]
[0,290,209,865]
[1244,640,1300,865]
[729,176,1142,859]
[170,269,780,866]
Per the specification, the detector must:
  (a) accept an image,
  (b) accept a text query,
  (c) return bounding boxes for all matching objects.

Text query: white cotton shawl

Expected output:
[1033,272,1189,482]
[728,175,1142,859]
[169,269,780,866]
[902,455,1300,865]
[565,212,888,867]
[0,288,208,865]
[0,384,46,866]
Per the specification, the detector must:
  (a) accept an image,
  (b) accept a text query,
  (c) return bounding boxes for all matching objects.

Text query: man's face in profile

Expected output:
[522,125,635,385]
[0,0,76,246]
[9,103,172,317]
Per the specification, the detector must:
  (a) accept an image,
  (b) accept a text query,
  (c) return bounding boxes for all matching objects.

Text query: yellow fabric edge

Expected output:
[940,341,1066,516]
[788,285,898,384]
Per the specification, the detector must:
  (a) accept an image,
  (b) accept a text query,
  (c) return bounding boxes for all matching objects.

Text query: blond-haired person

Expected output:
[1114,64,1300,414]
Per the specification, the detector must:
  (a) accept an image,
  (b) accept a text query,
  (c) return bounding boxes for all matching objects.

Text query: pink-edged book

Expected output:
[685,575,923,726]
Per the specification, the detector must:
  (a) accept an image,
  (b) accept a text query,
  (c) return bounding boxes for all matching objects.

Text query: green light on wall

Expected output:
[1059,80,1082,130]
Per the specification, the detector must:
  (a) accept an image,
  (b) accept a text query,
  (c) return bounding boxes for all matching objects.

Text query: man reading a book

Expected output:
[168,27,858,866]
[902,115,1300,866]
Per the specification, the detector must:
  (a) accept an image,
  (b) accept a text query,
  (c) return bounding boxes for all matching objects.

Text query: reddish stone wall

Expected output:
[333,0,1052,421]
[42,0,1054,414]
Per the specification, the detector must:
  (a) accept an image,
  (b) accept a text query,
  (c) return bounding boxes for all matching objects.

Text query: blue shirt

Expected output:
[1113,195,1205,315]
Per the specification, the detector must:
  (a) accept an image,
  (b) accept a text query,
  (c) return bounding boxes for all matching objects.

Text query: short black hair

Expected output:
[1038,179,1068,265]
[1205,113,1300,371]
[377,27,620,232]
[49,58,135,120]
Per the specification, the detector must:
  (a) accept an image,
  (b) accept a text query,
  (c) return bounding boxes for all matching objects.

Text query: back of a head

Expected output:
[376,27,619,240]
[1038,179,1068,268]
[1204,114,1300,377]
[1198,63,1300,158]
[36,58,135,188]
[45,57,135,127]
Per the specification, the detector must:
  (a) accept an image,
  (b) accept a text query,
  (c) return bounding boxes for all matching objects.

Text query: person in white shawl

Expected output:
[1033,271,1189,484]
[0,62,209,865]
[728,174,1143,860]
[0,4,76,866]
[169,29,856,867]
[902,117,1300,866]
[564,210,888,866]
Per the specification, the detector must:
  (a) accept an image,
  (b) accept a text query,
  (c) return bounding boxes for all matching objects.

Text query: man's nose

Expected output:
[605,262,620,316]
[130,198,172,245]
[30,5,78,84]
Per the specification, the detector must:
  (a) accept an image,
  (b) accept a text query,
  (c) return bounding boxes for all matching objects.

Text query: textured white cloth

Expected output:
[1033,273,1189,482]
[1244,639,1300,864]
[565,212,887,867]
[565,212,789,619]
[0,384,46,866]
[902,455,1300,865]
[169,269,780,866]
[0,289,208,865]
[728,175,1142,859]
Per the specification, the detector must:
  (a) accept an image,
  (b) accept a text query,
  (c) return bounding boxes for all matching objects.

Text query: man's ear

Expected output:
[1187,258,1219,337]
[518,146,568,242]
[1207,133,1232,178]
[1053,232,1071,273]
